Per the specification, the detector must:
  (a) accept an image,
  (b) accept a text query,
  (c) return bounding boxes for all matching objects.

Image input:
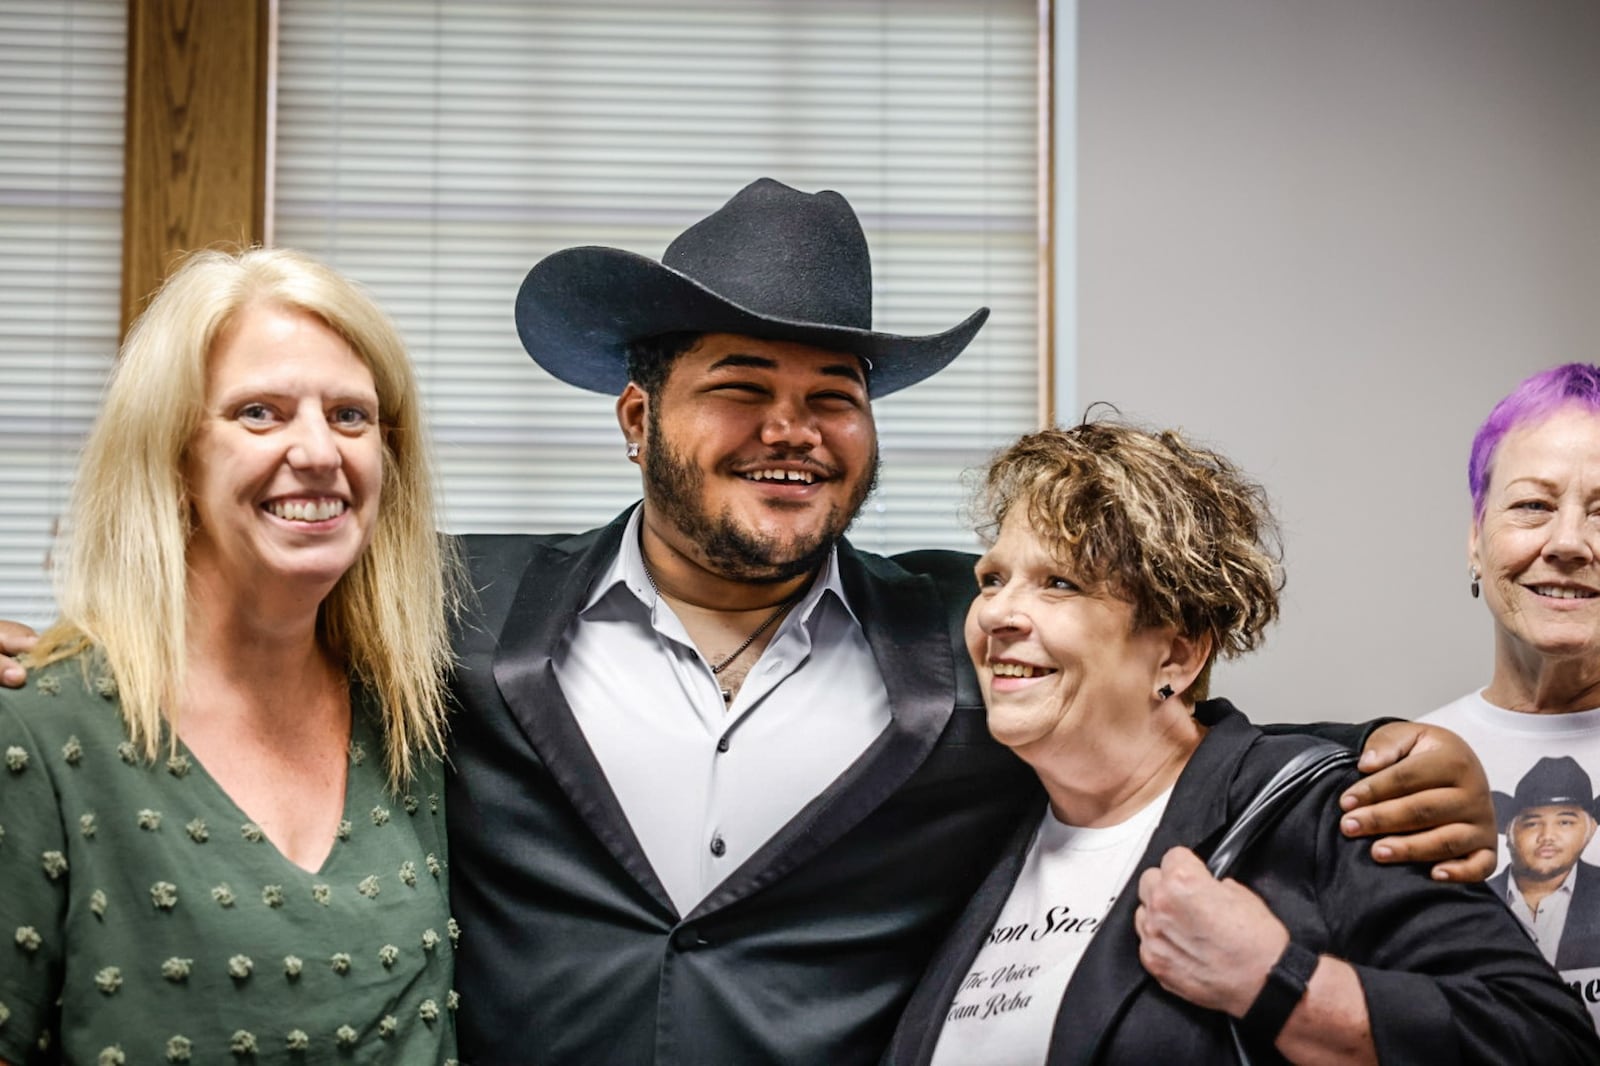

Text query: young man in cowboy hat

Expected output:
[441,179,1498,1063]
[1492,756,1600,974]
[0,179,1496,1063]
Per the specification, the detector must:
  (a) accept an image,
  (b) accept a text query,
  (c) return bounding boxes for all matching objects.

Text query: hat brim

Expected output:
[515,246,988,399]
[1493,790,1600,829]
[1493,791,1514,830]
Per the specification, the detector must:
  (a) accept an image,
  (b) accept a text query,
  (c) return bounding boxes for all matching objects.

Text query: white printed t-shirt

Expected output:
[929,787,1172,1066]
[1421,691,1600,1021]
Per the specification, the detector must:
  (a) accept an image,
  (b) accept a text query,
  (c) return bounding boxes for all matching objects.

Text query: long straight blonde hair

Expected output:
[30,247,461,787]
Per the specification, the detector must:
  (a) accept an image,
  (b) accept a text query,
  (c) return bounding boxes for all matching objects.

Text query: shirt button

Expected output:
[716,736,730,754]
[709,834,726,857]
[671,926,709,951]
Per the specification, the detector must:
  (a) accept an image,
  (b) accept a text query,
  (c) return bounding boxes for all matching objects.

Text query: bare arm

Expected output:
[1136,831,1599,1064]
[1274,958,1376,1066]
[1134,847,1377,1066]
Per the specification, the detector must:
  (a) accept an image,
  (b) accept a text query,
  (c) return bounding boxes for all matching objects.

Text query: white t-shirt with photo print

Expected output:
[1421,690,1600,1021]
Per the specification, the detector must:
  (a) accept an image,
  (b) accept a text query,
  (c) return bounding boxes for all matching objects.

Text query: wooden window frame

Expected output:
[120,0,272,335]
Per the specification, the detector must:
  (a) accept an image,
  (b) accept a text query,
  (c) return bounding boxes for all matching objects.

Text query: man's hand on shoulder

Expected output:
[0,620,39,687]
[1338,720,1496,883]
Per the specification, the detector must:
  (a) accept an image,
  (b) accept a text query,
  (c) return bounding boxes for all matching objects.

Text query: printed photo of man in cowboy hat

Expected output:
[1492,756,1600,970]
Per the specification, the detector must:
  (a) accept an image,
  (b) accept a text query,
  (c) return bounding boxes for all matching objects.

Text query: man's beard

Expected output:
[642,411,879,584]
[1512,852,1579,883]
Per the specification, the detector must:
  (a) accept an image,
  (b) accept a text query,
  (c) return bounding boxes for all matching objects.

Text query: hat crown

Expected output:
[1496,755,1599,828]
[661,178,873,331]
[1515,755,1594,806]
[514,176,988,398]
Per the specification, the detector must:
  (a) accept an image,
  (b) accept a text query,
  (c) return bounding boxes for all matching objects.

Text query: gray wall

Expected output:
[1076,0,1600,722]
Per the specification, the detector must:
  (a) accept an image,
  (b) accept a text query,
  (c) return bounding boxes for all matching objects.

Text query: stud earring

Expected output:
[1470,566,1480,599]
[626,441,640,459]
[1157,684,1175,701]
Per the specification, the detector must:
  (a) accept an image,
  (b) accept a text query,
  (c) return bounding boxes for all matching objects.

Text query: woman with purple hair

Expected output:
[1422,362,1600,1021]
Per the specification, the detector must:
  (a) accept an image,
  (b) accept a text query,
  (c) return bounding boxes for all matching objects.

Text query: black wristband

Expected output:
[1239,941,1319,1042]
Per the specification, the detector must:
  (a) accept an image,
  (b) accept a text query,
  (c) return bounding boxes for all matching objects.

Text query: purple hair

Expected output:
[1470,363,1600,519]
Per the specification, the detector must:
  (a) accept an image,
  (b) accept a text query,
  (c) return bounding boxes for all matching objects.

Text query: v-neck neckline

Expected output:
[168,696,372,878]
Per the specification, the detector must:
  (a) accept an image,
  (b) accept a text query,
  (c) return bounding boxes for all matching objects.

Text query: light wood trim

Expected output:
[121,0,271,337]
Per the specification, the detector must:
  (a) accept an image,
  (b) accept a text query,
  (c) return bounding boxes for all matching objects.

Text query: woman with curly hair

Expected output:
[886,422,1596,1066]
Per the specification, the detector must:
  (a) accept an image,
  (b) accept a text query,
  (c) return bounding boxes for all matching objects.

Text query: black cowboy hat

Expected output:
[1492,756,1600,829]
[514,178,989,399]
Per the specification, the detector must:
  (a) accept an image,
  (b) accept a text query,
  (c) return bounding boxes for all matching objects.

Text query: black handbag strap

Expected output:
[1207,741,1359,879]
[1203,740,1358,1066]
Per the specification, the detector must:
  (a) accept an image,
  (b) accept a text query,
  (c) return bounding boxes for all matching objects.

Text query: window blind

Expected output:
[274,0,1041,556]
[0,0,125,629]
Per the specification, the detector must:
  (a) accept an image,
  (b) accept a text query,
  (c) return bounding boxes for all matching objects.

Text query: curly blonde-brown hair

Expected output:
[974,420,1282,700]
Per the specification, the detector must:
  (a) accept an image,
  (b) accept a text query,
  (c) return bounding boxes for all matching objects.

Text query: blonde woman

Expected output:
[0,249,461,1063]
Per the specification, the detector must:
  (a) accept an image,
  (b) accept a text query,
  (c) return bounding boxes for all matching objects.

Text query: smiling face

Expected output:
[623,332,878,585]
[185,302,383,601]
[1507,803,1597,885]
[1473,406,1600,677]
[965,510,1182,762]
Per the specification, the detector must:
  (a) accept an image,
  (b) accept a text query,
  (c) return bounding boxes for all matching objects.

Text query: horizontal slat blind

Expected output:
[0,0,125,628]
[275,0,1039,555]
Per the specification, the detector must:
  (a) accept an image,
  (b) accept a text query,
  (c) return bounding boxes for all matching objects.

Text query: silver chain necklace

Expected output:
[640,556,801,700]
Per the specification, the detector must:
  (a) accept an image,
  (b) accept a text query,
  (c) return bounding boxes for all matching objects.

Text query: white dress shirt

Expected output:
[555,508,892,915]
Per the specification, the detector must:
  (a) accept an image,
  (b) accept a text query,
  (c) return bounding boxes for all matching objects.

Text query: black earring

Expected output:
[1470,567,1480,599]
[1157,684,1175,700]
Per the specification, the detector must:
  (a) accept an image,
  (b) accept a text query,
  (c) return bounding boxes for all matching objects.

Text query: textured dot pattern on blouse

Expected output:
[0,658,460,1063]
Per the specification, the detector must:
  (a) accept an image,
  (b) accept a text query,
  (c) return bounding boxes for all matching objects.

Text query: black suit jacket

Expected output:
[444,512,1039,1064]
[1490,859,1600,972]
[884,701,1599,1066]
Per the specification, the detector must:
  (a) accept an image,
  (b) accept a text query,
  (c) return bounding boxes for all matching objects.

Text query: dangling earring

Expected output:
[626,441,640,459]
[1157,684,1175,701]
[1470,566,1480,599]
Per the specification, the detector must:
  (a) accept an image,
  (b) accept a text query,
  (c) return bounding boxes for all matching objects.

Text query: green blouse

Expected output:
[0,657,458,1064]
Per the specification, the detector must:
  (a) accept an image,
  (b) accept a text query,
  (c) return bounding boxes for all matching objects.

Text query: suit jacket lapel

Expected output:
[889,811,1042,1065]
[1049,704,1254,1066]
[489,508,677,916]
[689,540,963,916]
[490,520,968,921]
